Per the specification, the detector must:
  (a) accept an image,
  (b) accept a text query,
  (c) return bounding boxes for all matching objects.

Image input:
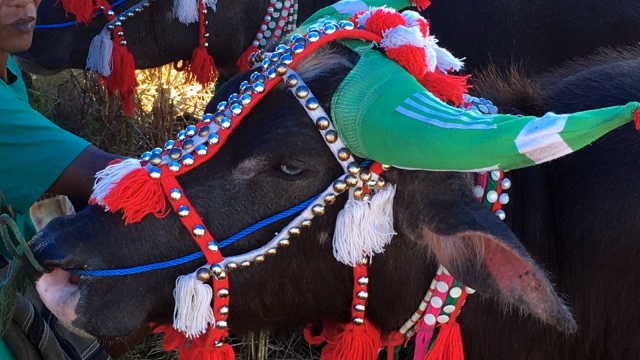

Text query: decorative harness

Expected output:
[46,0,301,115]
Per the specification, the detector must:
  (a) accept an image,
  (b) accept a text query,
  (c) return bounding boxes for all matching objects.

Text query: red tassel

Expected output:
[364,9,407,37]
[381,331,404,360]
[105,38,138,116]
[304,321,346,345]
[154,324,188,353]
[320,319,382,360]
[236,46,256,72]
[181,332,235,360]
[634,108,640,131]
[57,0,97,23]
[101,168,169,224]
[424,322,464,360]
[412,0,432,11]
[418,71,471,107]
[385,45,427,79]
[188,46,218,86]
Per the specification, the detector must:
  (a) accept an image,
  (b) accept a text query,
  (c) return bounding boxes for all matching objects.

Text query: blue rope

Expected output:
[64,195,319,276]
[35,0,129,29]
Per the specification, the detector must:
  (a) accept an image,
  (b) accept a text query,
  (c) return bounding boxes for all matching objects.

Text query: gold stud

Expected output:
[278,239,291,247]
[333,180,347,193]
[305,97,319,110]
[226,262,238,271]
[360,170,372,182]
[295,86,309,98]
[345,174,358,187]
[353,187,365,200]
[312,204,325,216]
[241,261,251,268]
[254,255,265,264]
[285,74,298,87]
[337,148,351,161]
[301,219,312,228]
[196,268,211,282]
[360,257,369,266]
[324,193,336,205]
[275,62,288,76]
[325,130,337,143]
[316,117,330,130]
[347,162,361,175]
[267,247,278,256]
[289,227,301,237]
[377,177,387,188]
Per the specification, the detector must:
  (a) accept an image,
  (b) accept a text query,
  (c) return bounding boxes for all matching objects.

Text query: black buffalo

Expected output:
[29,42,640,359]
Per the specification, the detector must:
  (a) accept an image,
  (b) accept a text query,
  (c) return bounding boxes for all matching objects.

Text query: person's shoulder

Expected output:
[7,56,23,80]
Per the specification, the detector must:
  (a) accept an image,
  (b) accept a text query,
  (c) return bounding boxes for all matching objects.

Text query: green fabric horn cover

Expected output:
[331,50,640,171]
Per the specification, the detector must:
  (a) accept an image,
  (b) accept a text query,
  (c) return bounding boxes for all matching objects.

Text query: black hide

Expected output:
[17,0,640,76]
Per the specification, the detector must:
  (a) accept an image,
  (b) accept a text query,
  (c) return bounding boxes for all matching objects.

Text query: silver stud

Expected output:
[186,125,197,137]
[114,21,122,27]
[196,268,211,282]
[126,10,134,18]
[169,161,181,172]
[202,8,208,14]
[352,318,364,326]
[230,103,242,116]
[312,204,326,216]
[107,24,115,31]
[254,255,266,264]
[217,289,229,298]
[134,7,142,14]
[490,171,501,181]
[339,20,354,30]
[362,193,372,201]
[117,31,124,37]
[316,117,330,130]
[182,139,194,151]
[305,97,319,110]
[347,162,361,175]
[193,225,205,237]
[164,140,175,150]
[241,261,251,268]
[141,151,152,161]
[501,178,512,190]
[486,190,498,203]
[216,321,227,329]
[208,241,219,252]
[149,167,161,179]
[266,248,278,256]
[253,81,265,93]
[178,205,189,217]
[278,239,291,247]
[356,291,369,300]
[202,113,213,123]
[353,187,365,200]
[240,94,251,106]
[170,188,181,200]
[295,86,309,98]
[177,131,186,141]
[120,40,127,47]
[169,148,182,160]
[217,102,228,112]
[360,170,371,182]
[289,227,301,237]
[182,153,195,166]
[345,174,358,187]
[198,125,210,137]
[307,31,320,42]
[333,180,347,193]
[117,14,126,22]
[214,341,223,349]
[211,264,223,276]
[208,133,220,145]
[495,209,506,220]
[301,219,312,228]
[267,68,276,79]
[357,277,369,286]
[323,24,337,34]
[366,179,377,189]
[354,304,365,312]
[203,32,209,38]
[286,74,298,87]
[376,177,387,188]
[226,263,238,271]
[219,306,229,316]
[499,193,510,205]
[281,54,293,65]
[325,130,337,143]
[196,144,208,156]
[324,194,336,205]
[106,9,115,17]
[472,185,484,198]
[220,117,232,129]
[292,42,305,54]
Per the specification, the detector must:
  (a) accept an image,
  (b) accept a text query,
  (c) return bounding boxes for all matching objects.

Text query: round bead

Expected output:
[376,177,387,188]
[186,125,197,137]
[449,287,463,298]
[208,133,219,145]
[202,113,213,123]
[217,101,228,111]
[170,188,181,200]
[353,187,365,200]
[495,209,506,220]
[352,318,364,326]
[443,305,456,314]
[141,151,152,162]
[366,179,377,189]
[266,248,278,256]
[312,204,325,216]
[216,321,228,329]
[430,296,443,308]
[305,97,319,110]
[337,148,351,161]
[169,161,181,172]
[278,239,290,247]
[301,219,312,228]
[118,14,126,21]
[436,281,449,293]
[360,257,369,266]
[254,255,266,264]
[295,86,309,98]
[198,126,210,137]
[182,153,195,166]
[164,140,175,150]
[274,62,288,76]
[347,162,361,175]
[292,42,305,54]
[323,24,337,34]
[486,190,498,203]
[126,10,134,18]
[333,180,347,193]
[196,268,211,282]
[490,171,501,181]
[424,314,436,325]
[230,104,243,116]
[437,315,450,324]
[196,144,208,156]
[107,9,115,16]
[182,139,194,151]
[226,263,238,271]
[208,241,219,252]
[220,117,232,129]
[357,277,369,286]
[150,153,163,166]
[149,167,161,179]
[324,194,336,205]
[325,130,337,143]
[288,227,301,237]
[354,304,365,312]
[316,117,330,130]
[253,81,265,93]
[169,148,182,160]
[356,291,368,300]
[472,185,484,198]
[177,131,186,141]
[178,205,189,217]
[499,193,510,204]
[285,74,298,87]
[270,52,282,62]
[307,31,320,42]
[501,178,512,190]
[281,54,293,65]
[345,174,358,187]
[359,170,372,181]
[266,68,276,79]
[193,225,205,237]
[241,261,251,268]
[339,20,354,29]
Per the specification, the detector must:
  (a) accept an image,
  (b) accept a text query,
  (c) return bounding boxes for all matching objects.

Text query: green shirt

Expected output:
[0,56,90,251]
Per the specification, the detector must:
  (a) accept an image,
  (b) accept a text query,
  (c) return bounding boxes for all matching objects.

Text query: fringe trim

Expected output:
[173,272,215,338]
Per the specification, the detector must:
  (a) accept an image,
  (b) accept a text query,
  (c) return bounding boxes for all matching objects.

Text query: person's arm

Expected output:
[46,145,121,203]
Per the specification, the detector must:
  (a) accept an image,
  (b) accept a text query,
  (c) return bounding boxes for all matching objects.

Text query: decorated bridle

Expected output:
[67,0,640,359]
[47,0,302,115]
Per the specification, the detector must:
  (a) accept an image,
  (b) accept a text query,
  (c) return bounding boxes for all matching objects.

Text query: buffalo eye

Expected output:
[280,164,303,176]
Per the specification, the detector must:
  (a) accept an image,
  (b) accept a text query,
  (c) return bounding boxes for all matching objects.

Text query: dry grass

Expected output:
[28,64,318,360]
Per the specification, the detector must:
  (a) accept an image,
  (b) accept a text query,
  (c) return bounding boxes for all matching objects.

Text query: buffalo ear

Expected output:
[419,199,577,333]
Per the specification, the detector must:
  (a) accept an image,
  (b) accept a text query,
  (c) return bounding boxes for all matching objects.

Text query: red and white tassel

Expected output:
[173,272,215,339]
[86,28,113,76]
[58,0,98,24]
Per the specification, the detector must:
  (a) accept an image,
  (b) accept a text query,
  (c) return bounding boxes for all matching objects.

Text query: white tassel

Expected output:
[173,0,199,24]
[424,36,438,73]
[332,186,397,266]
[433,43,464,72]
[91,158,142,209]
[86,28,113,76]
[172,273,215,338]
[202,0,217,11]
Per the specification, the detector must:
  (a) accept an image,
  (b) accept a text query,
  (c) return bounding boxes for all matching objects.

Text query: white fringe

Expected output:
[332,186,397,267]
[91,158,141,209]
[380,25,424,49]
[424,36,438,73]
[173,0,199,24]
[401,10,424,30]
[202,0,217,11]
[86,28,113,76]
[172,273,215,338]
[433,42,464,72]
